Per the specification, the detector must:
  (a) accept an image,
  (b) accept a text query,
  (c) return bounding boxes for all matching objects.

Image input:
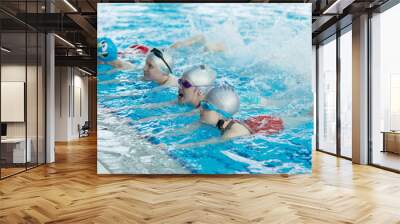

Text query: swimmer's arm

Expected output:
[170,34,225,52]
[222,128,249,139]
[145,84,175,94]
[139,110,198,124]
[138,100,177,109]
[204,42,226,52]
[162,120,202,137]
[172,137,228,150]
[108,100,177,113]
[102,85,171,102]
[97,62,121,75]
[151,120,201,138]
[134,111,199,138]
[282,116,311,129]
[98,60,137,75]
[112,59,136,71]
[111,82,169,96]
[260,97,289,108]
[98,67,121,75]
[169,34,205,49]
[120,100,176,113]
[98,79,132,85]
[119,48,141,57]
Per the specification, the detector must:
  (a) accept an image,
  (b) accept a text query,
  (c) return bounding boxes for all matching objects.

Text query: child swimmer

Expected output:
[107,64,218,120]
[199,86,284,140]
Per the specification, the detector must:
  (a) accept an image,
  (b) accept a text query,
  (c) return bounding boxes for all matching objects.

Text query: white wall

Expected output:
[1,82,25,122]
[1,64,26,81]
[1,65,26,139]
[55,67,89,141]
[55,66,69,141]
[73,73,89,136]
[1,65,42,137]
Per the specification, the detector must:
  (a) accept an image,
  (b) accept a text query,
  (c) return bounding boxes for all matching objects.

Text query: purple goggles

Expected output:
[178,78,214,89]
[178,78,193,89]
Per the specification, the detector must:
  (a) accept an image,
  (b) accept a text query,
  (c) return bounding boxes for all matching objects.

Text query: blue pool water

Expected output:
[97,3,313,174]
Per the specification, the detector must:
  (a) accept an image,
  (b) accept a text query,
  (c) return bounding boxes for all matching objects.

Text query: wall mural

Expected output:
[97,3,313,174]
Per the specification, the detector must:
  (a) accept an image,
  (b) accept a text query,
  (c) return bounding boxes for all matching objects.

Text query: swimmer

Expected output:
[106,64,217,120]
[177,64,217,107]
[136,64,217,113]
[200,86,284,139]
[97,38,171,77]
[97,37,135,71]
[99,33,227,79]
[120,33,226,60]
[142,34,224,87]
[143,64,218,135]
[124,33,226,87]
[142,48,178,87]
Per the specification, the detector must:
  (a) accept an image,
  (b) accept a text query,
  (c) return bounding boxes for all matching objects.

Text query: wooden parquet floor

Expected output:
[1,135,400,224]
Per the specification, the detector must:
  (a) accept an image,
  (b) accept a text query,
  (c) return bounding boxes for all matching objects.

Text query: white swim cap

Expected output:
[146,48,174,74]
[205,85,240,117]
[182,65,216,87]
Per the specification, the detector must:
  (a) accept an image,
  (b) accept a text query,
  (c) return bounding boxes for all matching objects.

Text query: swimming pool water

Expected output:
[97,3,313,174]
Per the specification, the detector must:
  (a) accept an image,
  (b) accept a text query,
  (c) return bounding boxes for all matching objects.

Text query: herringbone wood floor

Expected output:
[1,135,400,224]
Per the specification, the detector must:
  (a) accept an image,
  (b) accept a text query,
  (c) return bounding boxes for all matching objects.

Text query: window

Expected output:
[371,3,400,171]
[317,37,337,154]
[339,29,352,158]
[0,1,47,179]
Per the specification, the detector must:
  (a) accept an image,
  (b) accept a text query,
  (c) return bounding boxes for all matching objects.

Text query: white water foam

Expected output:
[97,106,189,174]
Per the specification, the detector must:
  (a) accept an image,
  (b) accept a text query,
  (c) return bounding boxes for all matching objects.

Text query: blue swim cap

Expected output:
[97,37,118,62]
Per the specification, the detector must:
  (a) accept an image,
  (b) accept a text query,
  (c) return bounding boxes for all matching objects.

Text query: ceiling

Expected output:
[0,0,394,74]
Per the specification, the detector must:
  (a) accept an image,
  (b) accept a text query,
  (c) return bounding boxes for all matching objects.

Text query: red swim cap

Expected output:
[130,44,150,54]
